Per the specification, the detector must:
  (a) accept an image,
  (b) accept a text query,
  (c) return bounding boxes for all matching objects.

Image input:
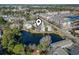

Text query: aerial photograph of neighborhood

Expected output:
[0,4,79,55]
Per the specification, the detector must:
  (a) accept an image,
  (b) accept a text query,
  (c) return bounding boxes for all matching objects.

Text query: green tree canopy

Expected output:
[2,27,14,48]
[0,17,6,25]
[13,44,25,55]
[38,36,52,51]
[2,26,20,49]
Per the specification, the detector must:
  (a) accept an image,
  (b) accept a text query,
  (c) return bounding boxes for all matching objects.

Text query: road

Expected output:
[39,15,79,45]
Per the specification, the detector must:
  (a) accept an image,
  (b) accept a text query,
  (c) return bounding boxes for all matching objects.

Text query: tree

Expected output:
[25,11,34,21]
[0,17,6,25]
[12,28,21,36]
[13,44,25,55]
[7,39,15,53]
[2,27,13,48]
[38,35,52,51]
[2,26,21,50]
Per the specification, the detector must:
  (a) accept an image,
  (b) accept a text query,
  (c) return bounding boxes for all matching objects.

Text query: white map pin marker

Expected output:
[36,19,42,26]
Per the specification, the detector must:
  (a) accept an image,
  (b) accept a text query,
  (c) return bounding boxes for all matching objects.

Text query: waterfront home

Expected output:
[46,25,52,31]
[33,23,37,28]
[40,22,45,32]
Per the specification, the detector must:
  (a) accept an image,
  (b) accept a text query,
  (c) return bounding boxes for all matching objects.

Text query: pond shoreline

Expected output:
[21,30,64,45]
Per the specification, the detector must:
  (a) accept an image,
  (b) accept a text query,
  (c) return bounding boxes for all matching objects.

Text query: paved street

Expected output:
[39,15,79,45]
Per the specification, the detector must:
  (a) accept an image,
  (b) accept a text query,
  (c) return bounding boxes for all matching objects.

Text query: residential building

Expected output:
[53,48,69,55]
[23,23,32,30]
[46,25,52,31]
[67,44,79,55]
[50,39,74,49]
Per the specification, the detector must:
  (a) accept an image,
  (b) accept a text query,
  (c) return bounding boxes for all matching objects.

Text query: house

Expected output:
[2,15,9,21]
[40,22,45,32]
[62,21,71,30]
[75,30,79,35]
[10,23,20,29]
[46,25,52,31]
[50,39,74,49]
[53,48,69,55]
[23,23,32,30]
[60,11,70,14]
[32,50,40,55]
[68,44,79,55]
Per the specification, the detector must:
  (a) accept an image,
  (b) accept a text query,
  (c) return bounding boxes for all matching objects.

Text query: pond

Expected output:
[67,16,79,21]
[21,30,64,45]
